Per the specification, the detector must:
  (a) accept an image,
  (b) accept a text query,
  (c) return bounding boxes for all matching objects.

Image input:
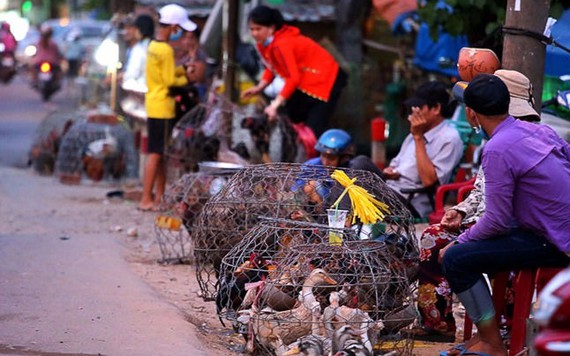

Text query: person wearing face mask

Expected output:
[411,69,543,343]
[138,4,196,212]
[438,74,570,356]
[240,5,347,138]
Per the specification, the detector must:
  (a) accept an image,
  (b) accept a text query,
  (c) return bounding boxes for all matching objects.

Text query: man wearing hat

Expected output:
[139,4,197,211]
[382,81,464,218]
[439,74,570,356]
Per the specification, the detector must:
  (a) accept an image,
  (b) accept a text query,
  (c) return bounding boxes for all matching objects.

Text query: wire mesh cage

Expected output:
[167,104,221,177]
[216,220,415,355]
[193,162,418,301]
[167,95,306,182]
[54,117,138,183]
[155,162,244,264]
[29,108,85,175]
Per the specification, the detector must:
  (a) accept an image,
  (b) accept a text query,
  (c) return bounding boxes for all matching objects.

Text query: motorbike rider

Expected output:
[0,21,17,83]
[0,22,17,55]
[31,24,63,88]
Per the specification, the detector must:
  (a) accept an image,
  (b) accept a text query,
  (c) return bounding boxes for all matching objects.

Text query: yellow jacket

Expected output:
[145,40,188,119]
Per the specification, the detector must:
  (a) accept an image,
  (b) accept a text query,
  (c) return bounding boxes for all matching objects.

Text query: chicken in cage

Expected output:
[154,162,243,264]
[54,116,138,184]
[192,163,418,301]
[29,109,83,176]
[216,219,364,322]
[218,232,415,356]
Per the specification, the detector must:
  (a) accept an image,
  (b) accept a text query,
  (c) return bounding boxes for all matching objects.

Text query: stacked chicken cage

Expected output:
[192,163,418,301]
[217,218,417,355]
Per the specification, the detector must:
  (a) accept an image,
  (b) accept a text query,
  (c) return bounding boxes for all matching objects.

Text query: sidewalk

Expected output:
[0,166,220,356]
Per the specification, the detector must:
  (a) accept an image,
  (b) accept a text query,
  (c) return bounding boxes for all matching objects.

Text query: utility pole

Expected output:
[502,0,551,109]
[221,0,239,141]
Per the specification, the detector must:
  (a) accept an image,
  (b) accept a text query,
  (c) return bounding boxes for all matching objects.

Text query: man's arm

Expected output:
[458,151,513,243]
[413,135,438,187]
[409,107,438,187]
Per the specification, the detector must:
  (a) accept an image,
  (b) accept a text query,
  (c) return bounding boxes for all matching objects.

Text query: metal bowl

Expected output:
[197,161,245,174]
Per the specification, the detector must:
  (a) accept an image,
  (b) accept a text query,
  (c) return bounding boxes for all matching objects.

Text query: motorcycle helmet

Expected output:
[40,23,53,37]
[314,129,354,156]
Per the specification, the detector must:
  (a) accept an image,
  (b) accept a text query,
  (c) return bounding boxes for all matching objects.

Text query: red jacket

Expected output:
[257,25,339,102]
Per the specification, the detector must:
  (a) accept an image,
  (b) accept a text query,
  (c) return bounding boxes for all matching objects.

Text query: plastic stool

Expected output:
[463,268,563,355]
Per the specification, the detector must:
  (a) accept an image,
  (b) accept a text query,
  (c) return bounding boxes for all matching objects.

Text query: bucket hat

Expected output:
[494,69,540,121]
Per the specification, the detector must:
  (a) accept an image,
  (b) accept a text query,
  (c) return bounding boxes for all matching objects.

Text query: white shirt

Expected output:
[122,38,150,93]
[386,120,464,217]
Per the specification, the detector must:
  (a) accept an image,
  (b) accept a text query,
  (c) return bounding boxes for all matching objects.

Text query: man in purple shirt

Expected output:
[439,74,570,356]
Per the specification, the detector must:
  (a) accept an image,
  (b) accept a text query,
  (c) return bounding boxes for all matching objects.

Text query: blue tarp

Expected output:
[413,22,469,78]
[545,10,570,77]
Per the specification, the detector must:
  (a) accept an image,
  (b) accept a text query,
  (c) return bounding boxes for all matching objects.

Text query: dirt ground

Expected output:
[116,198,464,356]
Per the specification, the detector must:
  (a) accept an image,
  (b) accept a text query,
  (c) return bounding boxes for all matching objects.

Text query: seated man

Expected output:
[383,81,464,218]
[440,74,570,356]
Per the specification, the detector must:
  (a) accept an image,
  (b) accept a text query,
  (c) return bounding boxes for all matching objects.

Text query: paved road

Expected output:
[0,75,210,356]
[0,75,66,168]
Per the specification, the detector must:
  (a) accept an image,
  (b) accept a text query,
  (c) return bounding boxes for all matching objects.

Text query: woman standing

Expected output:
[241,5,347,138]
[178,28,209,101]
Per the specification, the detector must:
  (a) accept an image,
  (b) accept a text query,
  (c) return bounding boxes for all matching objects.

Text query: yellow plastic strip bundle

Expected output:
[330,170,391,224]
[155,215,182,231]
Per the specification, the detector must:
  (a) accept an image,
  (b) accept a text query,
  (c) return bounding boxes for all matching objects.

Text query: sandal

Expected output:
[439,343,467,356]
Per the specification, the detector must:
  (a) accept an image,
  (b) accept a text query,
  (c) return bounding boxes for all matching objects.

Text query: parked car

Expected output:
[57,19,111,58]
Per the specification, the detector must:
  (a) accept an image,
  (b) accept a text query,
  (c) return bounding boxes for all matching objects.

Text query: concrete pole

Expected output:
[502,0,551,109]
[222,0,239,140]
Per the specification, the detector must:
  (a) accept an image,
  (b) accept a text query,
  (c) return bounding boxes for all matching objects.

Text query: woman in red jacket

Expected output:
[241,5,347,137]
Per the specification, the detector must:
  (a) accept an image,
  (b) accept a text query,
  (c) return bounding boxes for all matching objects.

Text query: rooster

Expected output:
[216,252,269,327]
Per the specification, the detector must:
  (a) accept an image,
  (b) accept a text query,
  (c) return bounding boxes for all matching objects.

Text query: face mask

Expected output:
[263,36,273,47]
[472,124,490,141]
[169,28,182,42]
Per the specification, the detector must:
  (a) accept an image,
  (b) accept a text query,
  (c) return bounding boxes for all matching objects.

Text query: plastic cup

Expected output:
[327,209,348,246]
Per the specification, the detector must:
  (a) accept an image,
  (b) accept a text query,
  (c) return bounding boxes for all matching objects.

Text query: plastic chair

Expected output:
[427,177,476,225]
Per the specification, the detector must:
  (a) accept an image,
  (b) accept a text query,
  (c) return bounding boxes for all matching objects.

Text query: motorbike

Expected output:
[0,43,17,84]
[34,61,61,101]
[534,266,570,356]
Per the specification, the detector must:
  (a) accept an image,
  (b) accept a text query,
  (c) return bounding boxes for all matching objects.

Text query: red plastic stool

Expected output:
[463,268,563,355]
[463,271,511,342]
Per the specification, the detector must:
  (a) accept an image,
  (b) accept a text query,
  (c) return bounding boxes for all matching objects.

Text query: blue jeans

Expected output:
[442,228,569,293]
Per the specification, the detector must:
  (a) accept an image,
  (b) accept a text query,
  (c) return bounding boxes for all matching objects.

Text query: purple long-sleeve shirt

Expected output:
[458,116,570,253]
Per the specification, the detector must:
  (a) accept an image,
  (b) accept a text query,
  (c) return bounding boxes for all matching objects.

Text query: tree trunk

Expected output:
[502,0,551,109]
